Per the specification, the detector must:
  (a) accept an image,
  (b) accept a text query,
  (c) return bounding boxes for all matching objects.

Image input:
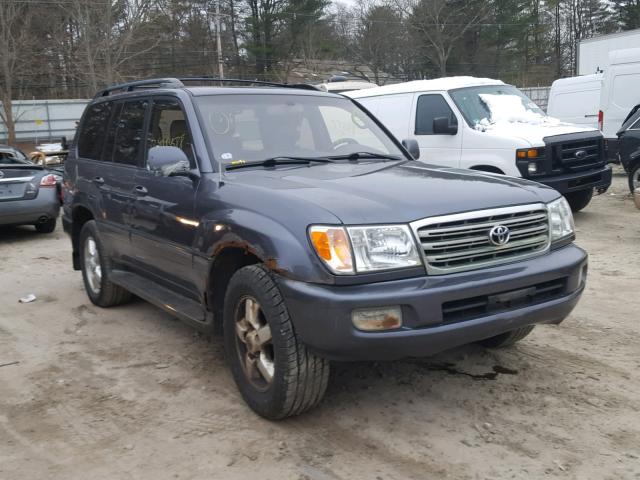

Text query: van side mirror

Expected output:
[402,139,420,159]
[433,117,458,135]
[147,146,191,177]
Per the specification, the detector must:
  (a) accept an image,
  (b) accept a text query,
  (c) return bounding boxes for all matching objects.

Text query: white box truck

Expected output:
[579,29,640,75]
[346,77,612,211]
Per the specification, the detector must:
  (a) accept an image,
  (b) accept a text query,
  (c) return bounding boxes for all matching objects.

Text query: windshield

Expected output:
[194,94,405,167]
[449,85,546,129]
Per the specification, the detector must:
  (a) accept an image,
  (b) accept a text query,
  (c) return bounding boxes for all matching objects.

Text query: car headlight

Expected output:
[309,224,422,274]
[547,197,575,244]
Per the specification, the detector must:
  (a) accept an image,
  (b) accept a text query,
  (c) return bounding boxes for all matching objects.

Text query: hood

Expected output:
[225,161,560,225]
[479,121,600,147]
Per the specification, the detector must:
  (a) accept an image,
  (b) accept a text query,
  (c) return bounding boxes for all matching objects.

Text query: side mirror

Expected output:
[147,146,191,177]
[433,116,458,135]
[402,138,420,159]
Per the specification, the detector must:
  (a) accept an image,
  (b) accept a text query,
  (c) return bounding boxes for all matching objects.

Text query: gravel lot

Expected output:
[1,168,639,480]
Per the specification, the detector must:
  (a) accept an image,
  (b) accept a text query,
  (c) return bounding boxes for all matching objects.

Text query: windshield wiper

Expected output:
[327,152,403,161]
[224,156,333,171]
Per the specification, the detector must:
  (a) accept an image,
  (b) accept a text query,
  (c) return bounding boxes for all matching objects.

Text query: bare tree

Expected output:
[0,1,34,144]
[400,0,488,76]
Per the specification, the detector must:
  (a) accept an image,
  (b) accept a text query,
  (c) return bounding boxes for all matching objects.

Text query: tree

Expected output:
[614,0,640,29]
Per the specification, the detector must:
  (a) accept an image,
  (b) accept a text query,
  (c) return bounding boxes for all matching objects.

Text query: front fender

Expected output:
[196,208,336,285]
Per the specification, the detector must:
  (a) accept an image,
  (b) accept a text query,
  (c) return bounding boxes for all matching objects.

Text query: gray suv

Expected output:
[63,78,587,419]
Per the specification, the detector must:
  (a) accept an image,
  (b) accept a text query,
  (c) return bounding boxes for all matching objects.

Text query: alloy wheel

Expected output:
[84,236,102,294]
[234,296,274,391]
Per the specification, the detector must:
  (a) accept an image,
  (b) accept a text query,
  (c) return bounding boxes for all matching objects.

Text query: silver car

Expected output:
[0,145,60,233]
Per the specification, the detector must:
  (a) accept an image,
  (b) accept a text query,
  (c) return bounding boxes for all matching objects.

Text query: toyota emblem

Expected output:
[489,225,510,246]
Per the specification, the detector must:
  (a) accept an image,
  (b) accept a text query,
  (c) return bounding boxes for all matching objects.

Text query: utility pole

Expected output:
[215,0,224,79]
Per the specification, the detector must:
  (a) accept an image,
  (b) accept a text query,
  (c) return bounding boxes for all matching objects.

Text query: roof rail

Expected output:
[177,77,321,91]
[94,76,321,98]
[94,78,184,98]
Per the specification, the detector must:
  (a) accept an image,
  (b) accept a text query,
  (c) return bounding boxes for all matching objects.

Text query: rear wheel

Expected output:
[628,163,640,194]
[35,218,56,233]
[223,265,329,419]
[478,326,535,348]
[79,220,132,307]
[565,189,593,212]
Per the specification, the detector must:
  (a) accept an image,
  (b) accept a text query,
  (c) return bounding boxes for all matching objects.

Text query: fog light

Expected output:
[528,162,538,174]
[352,306,402,331]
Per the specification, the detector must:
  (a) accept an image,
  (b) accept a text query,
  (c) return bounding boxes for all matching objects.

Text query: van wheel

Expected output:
[565,189,593,212]
[223,265,329,419]
[478,326,535,348]
[79,220,132,307]
[628,163,640,194]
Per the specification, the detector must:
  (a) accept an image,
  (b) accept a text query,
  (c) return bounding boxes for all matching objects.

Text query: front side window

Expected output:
[415,95,457,135]
[110,100,147,166]
[450,85,545,129]
[78,101,113,160]
[146,98,195,167]
[194,94,404,167]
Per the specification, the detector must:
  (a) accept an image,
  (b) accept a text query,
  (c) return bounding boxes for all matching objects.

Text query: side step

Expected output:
[111,270,210,327]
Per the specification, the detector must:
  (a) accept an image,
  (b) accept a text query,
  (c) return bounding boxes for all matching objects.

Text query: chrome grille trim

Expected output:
[411,203,550,275]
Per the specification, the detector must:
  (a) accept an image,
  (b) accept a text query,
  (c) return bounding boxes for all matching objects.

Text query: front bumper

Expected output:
[277,245,587,361]
[533,165,612,195]
[0,189,60,227]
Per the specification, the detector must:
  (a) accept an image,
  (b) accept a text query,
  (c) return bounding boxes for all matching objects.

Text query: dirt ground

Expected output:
[1,168,639,480]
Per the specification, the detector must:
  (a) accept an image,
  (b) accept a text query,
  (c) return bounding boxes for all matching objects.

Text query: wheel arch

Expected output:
[470,164,505,175]
[71,205,95,270]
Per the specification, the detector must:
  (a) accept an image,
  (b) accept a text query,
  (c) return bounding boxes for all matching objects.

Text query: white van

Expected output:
[345,76,612,211]
[599,47,640,156]
[548,73,603,129]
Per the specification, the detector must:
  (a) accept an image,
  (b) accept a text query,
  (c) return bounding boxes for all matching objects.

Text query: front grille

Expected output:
[554,138,603,172]
[442,278,567,324]
[411,204,550,275]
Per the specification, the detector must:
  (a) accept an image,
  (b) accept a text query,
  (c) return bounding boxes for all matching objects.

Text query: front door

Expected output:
[412,93,463,167]
[129,97,201,298]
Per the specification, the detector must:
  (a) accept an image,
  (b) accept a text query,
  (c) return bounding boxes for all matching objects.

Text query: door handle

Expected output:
[134,185,148,195]
[93,176,105,185]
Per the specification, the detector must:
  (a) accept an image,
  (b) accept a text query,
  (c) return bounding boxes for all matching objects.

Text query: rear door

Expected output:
[96,98,149,263]
[411,93,462,167]
[129,96,201,297]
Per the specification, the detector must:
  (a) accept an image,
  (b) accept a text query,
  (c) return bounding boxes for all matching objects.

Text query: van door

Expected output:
[129,97,200,298]
[411,93,462,167]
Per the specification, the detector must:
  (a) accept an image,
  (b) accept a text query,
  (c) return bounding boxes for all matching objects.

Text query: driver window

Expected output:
[147,98,195,167]
[318,105,386,152]
[415,94,457,135]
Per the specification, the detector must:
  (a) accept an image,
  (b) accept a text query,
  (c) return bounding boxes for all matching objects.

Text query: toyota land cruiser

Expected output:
[63,78,588,419]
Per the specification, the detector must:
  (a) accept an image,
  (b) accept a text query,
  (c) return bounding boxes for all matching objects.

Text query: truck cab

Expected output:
[346,77,612,212]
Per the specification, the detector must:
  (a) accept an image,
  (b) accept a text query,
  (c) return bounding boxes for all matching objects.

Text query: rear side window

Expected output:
[78,102,112,160]
[147,98,195,167]
[110,100,148,166]
[415,95,456,135]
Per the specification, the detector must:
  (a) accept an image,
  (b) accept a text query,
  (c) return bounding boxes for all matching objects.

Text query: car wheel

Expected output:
[223,265,330,419]
[565,189,593,212]
[79,220,132,307]
[628,163,640,195]
[478,325,535,348]
[35,218,56,233]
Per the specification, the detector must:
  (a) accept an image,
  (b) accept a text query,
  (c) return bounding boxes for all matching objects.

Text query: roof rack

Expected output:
[94,76,320,98]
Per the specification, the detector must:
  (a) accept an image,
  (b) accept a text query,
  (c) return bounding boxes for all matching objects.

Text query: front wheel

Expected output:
[565,189,593,212]
[223,265,329,419]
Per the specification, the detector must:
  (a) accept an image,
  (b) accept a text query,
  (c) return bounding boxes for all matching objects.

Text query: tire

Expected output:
[478,325,535,348]
[35,218,56,233]
[223,265,329,419]
[79,220,132,307]
[565,189,593,212]
[628,162,640,195]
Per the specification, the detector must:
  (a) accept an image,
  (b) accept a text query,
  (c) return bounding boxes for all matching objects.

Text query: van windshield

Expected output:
[194,94,405,167]
[450,85,546,130]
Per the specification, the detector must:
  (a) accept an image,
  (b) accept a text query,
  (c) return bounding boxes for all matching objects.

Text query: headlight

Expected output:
[547,197,575,243]
[309,224,421,274]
